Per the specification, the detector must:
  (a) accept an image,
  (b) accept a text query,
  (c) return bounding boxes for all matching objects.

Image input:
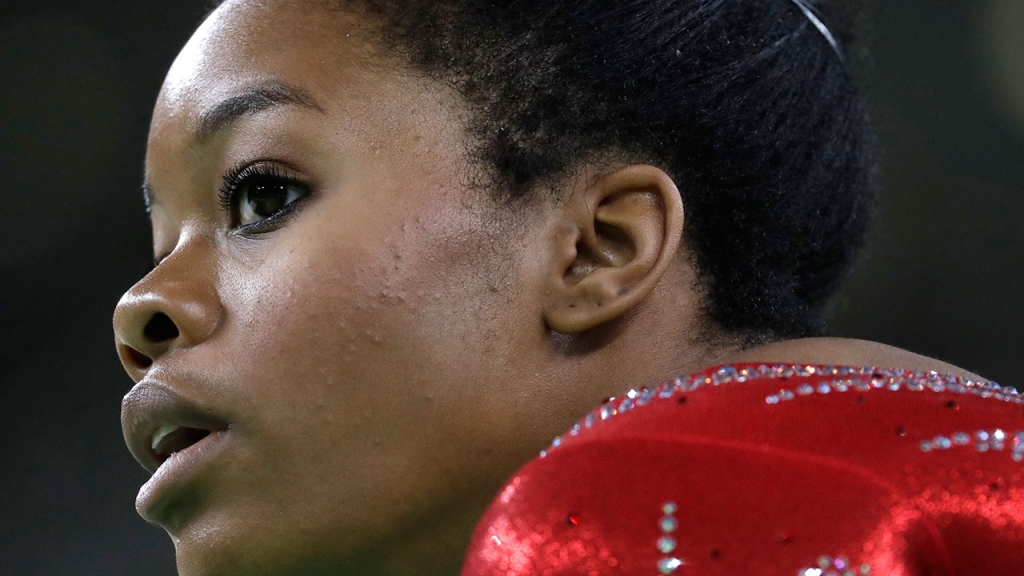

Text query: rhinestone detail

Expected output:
[918,429,1024,461]
[658,557,683,574]
[655,502,683,573]
[540,364,1015,457]
[659,516,678,533]
[657,536,677,554]
[765,370,1016,406]
[798,555,870,576]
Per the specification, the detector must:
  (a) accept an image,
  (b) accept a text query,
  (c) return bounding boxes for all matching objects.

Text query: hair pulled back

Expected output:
[341,0,878,341]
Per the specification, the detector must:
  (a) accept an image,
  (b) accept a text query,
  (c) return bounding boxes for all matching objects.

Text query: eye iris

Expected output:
[246,179,289,217]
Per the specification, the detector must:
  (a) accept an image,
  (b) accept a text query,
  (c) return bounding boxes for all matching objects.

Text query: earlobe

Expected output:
[543,165,685,334]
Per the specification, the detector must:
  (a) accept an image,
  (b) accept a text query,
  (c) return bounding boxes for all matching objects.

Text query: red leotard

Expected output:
[461,364,1024,576]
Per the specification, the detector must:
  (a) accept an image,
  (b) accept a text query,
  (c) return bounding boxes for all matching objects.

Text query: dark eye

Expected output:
[219,163,310,231]
[236,176,305,227]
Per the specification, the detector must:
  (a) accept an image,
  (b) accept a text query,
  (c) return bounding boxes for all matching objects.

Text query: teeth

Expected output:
[151,424,179,453]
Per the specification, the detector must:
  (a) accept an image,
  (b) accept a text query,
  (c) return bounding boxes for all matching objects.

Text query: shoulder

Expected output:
[461,364,1024,576]
[723,338,986,381]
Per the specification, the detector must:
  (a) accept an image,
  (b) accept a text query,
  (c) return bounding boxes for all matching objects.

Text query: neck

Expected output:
[717,337,983,381]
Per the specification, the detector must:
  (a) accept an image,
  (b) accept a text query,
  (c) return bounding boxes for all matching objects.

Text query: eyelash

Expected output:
[217,161,310,232]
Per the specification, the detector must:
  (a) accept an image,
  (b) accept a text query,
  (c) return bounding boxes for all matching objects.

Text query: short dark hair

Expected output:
[268,0,879,341]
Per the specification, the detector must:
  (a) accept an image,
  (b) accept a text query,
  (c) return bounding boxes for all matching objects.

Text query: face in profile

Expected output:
[113,1,575,573]
[113,0,889,571]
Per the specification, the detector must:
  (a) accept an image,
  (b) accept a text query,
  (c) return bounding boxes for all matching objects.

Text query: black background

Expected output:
[1,1,1022,574]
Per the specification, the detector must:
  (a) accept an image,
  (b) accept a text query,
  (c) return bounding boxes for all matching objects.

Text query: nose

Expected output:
[113,250,222,381]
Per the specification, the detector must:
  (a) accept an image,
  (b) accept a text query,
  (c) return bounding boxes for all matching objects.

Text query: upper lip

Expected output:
[122,379,229,474]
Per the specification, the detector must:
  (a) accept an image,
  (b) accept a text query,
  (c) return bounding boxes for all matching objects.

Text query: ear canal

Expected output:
[543,165,684,335]
[564,216,631,286]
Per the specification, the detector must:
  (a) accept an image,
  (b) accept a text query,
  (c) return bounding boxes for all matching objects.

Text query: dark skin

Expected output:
[112,1,982,575]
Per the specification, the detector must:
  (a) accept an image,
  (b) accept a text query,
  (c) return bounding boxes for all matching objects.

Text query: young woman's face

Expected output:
[114,1,563,573]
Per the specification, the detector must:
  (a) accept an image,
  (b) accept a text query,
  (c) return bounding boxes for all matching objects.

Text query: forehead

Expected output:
[151,0,386,141]
[143,0,486,238]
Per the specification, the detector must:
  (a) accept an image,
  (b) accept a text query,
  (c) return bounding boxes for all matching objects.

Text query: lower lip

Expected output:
[136,430,229,521]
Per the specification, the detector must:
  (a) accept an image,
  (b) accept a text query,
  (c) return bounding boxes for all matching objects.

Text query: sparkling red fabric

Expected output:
[461,364,1024,576]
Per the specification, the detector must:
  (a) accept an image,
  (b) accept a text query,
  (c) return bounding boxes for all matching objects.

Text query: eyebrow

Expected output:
[142,82,325,207]
[195,81,325,142]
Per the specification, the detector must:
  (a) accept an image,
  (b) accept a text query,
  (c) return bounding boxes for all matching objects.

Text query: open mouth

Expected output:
[122,380,230,475]
[150,425,213,466]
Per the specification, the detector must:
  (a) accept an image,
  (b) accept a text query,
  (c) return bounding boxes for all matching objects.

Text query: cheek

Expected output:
[210,205,516,498]
[206,239,448,535]
[221,236,420,420]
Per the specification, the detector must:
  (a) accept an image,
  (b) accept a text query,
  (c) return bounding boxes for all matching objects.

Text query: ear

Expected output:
[543,165,685,333]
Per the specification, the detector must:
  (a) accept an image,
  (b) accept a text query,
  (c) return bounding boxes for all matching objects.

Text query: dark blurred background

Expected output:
[0,0,1021,574]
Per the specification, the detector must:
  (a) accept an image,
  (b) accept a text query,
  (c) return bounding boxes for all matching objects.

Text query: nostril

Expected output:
[143,312,179,343]
[125,346,153,370]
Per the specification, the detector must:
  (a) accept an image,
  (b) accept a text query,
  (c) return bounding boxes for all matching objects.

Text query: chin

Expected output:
[168,512,376,576]
[168,515,291,576]
[173,541,332,576]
